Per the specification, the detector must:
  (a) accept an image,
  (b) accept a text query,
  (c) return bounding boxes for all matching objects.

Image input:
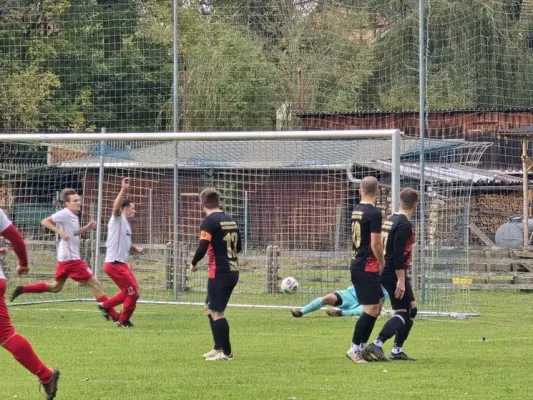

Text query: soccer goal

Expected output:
[0,130,487,316]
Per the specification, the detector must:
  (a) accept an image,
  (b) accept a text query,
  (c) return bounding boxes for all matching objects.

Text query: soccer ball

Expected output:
[281,277,299,294]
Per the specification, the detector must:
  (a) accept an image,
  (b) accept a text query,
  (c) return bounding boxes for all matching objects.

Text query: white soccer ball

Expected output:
[281,277,299,294]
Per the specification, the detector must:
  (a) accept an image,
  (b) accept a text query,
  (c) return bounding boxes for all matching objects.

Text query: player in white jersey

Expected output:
[11,189,120,321]
[98,178,143,328]
[0,209,60,399]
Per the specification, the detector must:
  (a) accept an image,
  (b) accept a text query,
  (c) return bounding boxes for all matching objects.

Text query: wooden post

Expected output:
[522,140,529,247]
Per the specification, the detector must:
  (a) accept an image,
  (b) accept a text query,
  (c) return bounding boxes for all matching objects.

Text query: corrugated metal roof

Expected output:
[55,138,475,170]
[354,160,523,185]
[297,107,533,117]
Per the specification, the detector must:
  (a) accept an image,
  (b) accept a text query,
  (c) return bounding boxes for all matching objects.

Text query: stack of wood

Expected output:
[470,193,523,240]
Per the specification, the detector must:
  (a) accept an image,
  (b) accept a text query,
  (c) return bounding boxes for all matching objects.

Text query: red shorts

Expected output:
[54,260,93,283]
[0,279,16,344]
[104,262,139,295]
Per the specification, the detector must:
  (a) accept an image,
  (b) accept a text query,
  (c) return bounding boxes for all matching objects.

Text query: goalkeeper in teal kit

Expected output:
[291,285,388,317]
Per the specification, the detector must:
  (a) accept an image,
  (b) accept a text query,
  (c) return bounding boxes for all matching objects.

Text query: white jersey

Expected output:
[51,208,81,262]
[0,209,13,280]
[0,208,13,234]
[105,214,132,263]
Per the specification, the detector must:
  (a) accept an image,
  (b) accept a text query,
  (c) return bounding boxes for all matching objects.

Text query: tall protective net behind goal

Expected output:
[1,132,489,316]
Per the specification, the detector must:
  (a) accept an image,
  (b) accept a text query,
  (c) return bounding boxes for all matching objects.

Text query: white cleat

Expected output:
[346,349,368,364]
[203,349,222,359]
[205,352,234,361]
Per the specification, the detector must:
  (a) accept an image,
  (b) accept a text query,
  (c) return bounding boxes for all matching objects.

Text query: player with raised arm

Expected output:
[368,188,419,361]
[190,188,241,361]
[346,176,386,364]
[0,208,60,399]
[291,285,388,318]
[11,188,119,321]
[98,178,144,328]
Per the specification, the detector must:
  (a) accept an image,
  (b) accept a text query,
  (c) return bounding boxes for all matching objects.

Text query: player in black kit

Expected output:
[367,188,419,361]
[346,177,386,364]
[190,188,241,361]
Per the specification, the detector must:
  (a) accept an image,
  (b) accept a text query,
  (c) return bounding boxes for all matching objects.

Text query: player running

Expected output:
[291,285,389,318]
[367,188,419,361]
[98,178,144,328]
[190,188,241,361]
[0,208,60,399]
[11,188,119,322]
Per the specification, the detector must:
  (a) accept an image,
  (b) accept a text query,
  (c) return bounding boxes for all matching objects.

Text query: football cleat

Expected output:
[390,352,417,361]
[290,309,303,318]
[364,343,389,361]
[203,349,222,359]
[10,286,23,302]
[117,320,134,328]
[41,369,60,400]
[346,349,368,364]
[205,352,233,361]
[326,308,342,317]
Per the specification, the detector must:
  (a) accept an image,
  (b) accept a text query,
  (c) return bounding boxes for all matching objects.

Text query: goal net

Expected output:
[1,131,487,316]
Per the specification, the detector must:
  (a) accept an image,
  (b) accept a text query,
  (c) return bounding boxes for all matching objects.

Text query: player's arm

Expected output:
[190,220,213,272]
[341,305,364,317]
[236,229,243,254]
[393,222,411,300]
[79,220,97,235]
[1,222,29,273]
[41,214,69,240]
[113,178,130,217]
[370,210,384,273]
[131,244,144,254]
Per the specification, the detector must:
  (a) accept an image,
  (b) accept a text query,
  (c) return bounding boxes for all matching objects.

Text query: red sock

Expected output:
[97,295,119,320]
[22,283,49,293]
[119,295,138,323]
[3,334,53,384]
[103,291,127,309]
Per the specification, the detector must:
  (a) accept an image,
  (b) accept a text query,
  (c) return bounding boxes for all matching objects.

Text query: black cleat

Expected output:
[326,308,342,317]
[42,369,60,400]
[364,343,389,362]
[390,352,417,361]
[291,309,303,318]
[10,286,23,302]
[117,320,134,328]
[97,304,111,321]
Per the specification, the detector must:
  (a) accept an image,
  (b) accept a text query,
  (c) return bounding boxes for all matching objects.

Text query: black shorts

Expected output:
[381,275,415,310]
[351,269,382,305]
[333,292,343,307]
[206,272,239,313]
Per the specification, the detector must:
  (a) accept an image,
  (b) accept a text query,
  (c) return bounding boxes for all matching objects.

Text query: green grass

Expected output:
[2,291,532,400]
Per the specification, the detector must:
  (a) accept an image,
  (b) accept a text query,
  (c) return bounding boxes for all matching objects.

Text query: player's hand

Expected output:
[395,280,405,300]
[190,264,198,272]
[16,264,29,275]
[122,178,130,190]
[85,220,97,230]
[58,230,70,241]
[133,246,144,255]
[0,247,8,254]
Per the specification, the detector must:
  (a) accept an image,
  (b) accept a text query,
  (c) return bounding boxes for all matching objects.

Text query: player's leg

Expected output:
[330,289,361,317]
[391,283,417,361]
[0,280,60,397]
[203,297,222,359]
[292,292,338,317]
[85,276,120,321]
[100,262,128,311]
[117,269,140,327]
[206,273,239,361]
[351,270,386,362]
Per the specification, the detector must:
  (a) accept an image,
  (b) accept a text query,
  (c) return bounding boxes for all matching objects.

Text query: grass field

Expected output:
[2,290,532,400]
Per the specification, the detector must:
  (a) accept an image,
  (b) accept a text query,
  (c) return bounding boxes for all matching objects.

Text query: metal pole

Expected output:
[419,0,427,304]
[93,128,106,280]
[172,0,179,133]
[523,140,529,247]
[244,191,248,256]
[173,163,179,301]
[391,129,401,213]
[149,189,153,245]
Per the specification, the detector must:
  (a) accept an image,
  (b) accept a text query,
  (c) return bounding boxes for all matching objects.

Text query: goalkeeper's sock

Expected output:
[301,298,324,315]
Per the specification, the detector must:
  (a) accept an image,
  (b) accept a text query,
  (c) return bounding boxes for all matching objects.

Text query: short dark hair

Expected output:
[400,188,419,210]
[200,188,220,209]
[121,199,133,209]
[360,176,379,197]
[60,188,77,203]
